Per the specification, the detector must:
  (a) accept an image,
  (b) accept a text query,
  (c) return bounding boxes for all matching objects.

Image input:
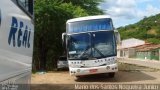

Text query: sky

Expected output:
[99,0,160,28]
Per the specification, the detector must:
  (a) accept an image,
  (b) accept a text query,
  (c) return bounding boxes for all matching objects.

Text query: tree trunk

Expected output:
[39,37,47,71]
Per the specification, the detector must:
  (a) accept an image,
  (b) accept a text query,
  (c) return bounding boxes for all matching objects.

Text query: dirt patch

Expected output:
[31,63,160,90]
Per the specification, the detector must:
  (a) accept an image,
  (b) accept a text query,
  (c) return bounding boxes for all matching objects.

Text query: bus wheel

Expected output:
[108,72,115,78]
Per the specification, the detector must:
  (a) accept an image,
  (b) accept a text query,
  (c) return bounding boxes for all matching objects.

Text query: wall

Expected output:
[136,51,151,60]
[150,49,159,60]
[128,48,136,58]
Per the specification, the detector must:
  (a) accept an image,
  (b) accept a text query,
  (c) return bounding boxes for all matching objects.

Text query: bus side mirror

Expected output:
[62,33,66,42]
[114,30,121,45]
[62,33,66,46]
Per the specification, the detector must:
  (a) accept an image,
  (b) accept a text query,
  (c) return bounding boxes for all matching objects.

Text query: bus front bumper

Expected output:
[69,64,118,76]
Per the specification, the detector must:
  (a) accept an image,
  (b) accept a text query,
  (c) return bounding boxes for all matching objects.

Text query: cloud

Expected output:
[145,5,160,15]
[100,0,137,19]
[107,7,136,19]
[99,0,160,27]
[136,5,160,18]
[134,0,151,3]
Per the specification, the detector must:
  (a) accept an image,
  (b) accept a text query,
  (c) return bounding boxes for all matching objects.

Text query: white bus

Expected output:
[0,0,34,90]
[62,15,119,78]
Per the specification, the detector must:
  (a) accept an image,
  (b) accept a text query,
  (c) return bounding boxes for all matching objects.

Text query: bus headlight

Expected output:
[71,71,76,74]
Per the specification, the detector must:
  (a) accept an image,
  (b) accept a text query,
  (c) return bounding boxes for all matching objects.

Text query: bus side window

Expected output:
[17,0,33,16]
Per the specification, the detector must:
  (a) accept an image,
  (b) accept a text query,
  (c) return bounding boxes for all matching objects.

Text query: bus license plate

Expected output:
[89,69,97,73]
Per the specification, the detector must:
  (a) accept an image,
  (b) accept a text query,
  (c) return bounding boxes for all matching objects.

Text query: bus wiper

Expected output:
[78,46,90,59]
[93,47,105,58]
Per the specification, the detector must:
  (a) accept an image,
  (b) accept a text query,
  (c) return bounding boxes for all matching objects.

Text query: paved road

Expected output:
[31,62,160,90]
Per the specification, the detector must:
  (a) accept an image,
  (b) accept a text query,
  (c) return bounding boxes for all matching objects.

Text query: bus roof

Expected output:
[67,15,111,23]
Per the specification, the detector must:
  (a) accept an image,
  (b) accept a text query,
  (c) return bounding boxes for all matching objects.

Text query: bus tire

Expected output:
[108,72,115,78]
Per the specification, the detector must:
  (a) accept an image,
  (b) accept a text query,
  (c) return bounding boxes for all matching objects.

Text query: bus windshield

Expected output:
[68,33,91,60]
[92,31,116,58]
[68,31,116,60]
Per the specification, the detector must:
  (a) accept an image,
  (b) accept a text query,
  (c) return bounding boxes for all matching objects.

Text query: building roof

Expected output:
[119,42,160,52]
[119,38,145,49]
[67,15,111,23]
[136,43,160,52]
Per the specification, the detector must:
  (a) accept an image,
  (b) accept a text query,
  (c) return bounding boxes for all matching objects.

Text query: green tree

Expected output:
[63,0,104,15]
[33,0,104,71]
[118,13,160,44]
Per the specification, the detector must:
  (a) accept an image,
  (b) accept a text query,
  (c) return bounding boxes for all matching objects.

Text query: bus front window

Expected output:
[92,31,116,58]
[68,33,91,60]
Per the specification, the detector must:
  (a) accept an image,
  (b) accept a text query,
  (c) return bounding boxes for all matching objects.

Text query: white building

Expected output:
[117,38,145,58]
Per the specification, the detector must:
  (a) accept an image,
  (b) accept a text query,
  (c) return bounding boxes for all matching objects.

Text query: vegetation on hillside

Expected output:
[33,0,104,71]
[117,14,160,44]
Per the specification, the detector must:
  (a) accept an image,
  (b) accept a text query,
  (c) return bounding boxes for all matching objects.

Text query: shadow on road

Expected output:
[75,71,156,82]
[31,71,157,90]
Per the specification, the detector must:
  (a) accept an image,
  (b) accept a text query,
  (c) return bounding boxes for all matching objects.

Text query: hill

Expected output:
[117,13,160,44]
